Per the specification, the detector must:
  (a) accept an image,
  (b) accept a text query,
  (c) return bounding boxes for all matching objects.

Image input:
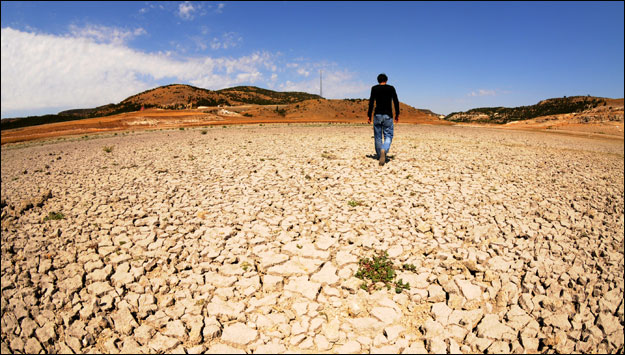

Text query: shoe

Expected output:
[379,149,386,166]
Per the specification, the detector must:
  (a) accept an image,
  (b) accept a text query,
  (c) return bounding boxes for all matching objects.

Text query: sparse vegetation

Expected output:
[348,200,363,207]
[321,151,337,159]
[275,106,287,117]
[103,146,113,153]
[402,263,417,272]
[355,251,411,294]
[445,96,606,124]
[44,211,65,221]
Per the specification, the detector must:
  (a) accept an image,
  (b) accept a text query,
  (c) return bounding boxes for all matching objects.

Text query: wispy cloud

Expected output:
[176,1,221,20]
[468,89,497,97]
[296,68,310,77]
[210,32,243,50]
[68,24,146,46]
[139,2,165,15]
[177,1,199,20]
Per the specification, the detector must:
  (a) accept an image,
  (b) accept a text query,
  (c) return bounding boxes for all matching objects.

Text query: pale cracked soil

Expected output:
[1,124,623,354]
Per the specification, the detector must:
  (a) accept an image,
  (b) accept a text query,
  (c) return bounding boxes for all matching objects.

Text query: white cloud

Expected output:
[0,27,276,117]
[296,68,310,77]
[68,24,146,46]
[177,1,197,20]
[210,32,243,50]
[139,3,165,15]
[468,89,497,97]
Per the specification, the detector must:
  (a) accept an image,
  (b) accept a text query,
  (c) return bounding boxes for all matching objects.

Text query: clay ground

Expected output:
[1,124,623,354]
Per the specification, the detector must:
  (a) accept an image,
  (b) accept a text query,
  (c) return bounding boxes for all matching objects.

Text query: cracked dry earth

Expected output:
[1,124,623,354]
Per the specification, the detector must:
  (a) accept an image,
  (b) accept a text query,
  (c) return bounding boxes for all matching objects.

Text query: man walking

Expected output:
[367,73,399,166]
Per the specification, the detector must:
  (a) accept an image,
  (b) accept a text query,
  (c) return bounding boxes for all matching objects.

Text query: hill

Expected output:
[1,84,322,130]
[444,96,624,124]
[217,86,322,105]
[240,98,440,122]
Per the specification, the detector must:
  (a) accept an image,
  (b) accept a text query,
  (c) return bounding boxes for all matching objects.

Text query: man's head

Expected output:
[377,73,388,84]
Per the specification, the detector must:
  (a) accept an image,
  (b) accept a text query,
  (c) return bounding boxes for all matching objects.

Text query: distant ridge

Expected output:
[444,96,623,124]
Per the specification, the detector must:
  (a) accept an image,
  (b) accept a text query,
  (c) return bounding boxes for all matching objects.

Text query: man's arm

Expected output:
[393,87,400,122]
[367,87,375,123]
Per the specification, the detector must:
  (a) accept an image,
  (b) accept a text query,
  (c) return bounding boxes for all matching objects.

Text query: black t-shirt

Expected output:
[367,84,399,118]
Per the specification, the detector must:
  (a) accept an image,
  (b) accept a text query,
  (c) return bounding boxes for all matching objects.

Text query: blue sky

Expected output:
[1,1,623,118]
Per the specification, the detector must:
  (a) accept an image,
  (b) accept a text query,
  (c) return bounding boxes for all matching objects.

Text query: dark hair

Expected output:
[377,73,388,83]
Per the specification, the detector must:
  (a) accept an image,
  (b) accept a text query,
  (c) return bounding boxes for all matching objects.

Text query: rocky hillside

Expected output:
[445,96,624,124]
[1,84,322,130]
[217,86,322,105]
[242,98,440,122]
[121,84,322,109]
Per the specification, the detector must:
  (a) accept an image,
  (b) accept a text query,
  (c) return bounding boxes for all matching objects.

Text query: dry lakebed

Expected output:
[1,124,623,354]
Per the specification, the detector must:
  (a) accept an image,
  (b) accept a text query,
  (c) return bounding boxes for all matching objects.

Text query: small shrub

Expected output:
[103,146,113,153]
[44,211,64,221]
[201,130,208,135]
[348,200,363,207]
[321,152,337,159]
[275,106,287,117]
[402,263,417,272]
[395,279,410,294]
[355,251,411,294]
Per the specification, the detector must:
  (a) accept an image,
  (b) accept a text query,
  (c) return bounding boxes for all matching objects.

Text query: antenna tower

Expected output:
[320,70,323,98]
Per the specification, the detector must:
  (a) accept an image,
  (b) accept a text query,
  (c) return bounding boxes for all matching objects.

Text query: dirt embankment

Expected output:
[2,98,623,146]
[1,99,448,145]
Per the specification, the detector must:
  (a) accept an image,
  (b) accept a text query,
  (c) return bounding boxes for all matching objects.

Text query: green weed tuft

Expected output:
[355,251,411,294]
[44,211,65,221]
[348,200,363,207]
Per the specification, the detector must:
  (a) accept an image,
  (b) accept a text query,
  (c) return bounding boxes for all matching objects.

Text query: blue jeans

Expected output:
[373,114,394,158]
